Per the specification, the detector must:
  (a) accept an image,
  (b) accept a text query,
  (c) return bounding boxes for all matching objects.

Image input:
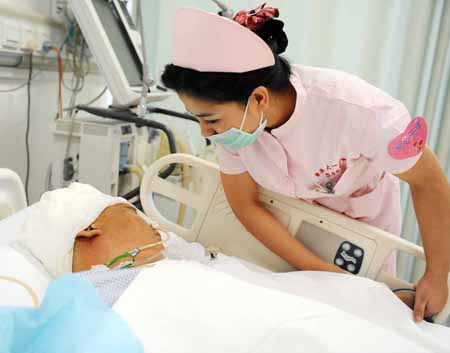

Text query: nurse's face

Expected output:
[179,93,264,138]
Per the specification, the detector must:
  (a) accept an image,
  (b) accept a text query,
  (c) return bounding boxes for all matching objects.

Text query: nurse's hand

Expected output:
[413,272,449,322]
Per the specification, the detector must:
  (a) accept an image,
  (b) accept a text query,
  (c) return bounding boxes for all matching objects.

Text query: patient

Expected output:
[7,201,450,353]
[72,203,165,272]
[13,183,421,315]
[7,183,450,353]
[72,202,421,312]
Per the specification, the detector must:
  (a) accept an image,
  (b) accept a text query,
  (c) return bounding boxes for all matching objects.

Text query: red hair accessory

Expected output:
[233,3,279,31]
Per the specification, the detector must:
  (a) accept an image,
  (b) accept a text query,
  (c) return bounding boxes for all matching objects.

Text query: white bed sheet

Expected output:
[0,206,33,245]
[211,254,450,352]
[0,207,50,307]
[115,260,448,353]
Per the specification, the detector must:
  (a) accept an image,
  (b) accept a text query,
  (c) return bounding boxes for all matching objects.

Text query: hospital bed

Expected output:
[0,168,47,308]
[0,168,27,220]
[140,153,450,324]
[1,157,450,324]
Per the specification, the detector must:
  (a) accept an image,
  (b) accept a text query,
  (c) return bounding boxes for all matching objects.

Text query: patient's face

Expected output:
[72,203,164,272]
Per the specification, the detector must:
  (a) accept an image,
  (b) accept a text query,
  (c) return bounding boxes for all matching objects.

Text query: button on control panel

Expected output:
[333,241,364,274]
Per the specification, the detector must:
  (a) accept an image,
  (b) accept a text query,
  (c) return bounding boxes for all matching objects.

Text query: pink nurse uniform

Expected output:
[215,65,426,274]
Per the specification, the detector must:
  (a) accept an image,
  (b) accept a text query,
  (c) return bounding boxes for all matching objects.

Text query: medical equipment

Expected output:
[139,153,450,324]
[105,240,164,269]
[70,0,169,107]
[69,0,202,203]
[0,275,39,307]
[207,99,267,150]
[0,244,50,307]
[52,115,160,196]
[58,0,177,197]
[72,106,181,183]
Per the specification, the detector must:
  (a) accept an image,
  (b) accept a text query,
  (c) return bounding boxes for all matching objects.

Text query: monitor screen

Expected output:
[91,0,142,87]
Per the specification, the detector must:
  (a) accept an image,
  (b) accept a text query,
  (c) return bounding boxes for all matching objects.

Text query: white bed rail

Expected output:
[0,168,27,220]
[140,153,450,324]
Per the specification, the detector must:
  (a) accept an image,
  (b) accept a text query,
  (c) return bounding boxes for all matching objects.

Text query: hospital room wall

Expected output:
[0,0,48,16]
[0,69,109,204]
[0,0,110,204]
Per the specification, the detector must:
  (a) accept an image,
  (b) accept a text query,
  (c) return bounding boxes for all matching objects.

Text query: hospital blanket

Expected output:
[0,274,144,353]
[113,260,445,353]
[70,234,449,353]
[211,255,450,352]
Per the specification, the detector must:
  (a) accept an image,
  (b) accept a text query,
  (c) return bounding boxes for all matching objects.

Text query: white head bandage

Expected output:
[15,183,126,278]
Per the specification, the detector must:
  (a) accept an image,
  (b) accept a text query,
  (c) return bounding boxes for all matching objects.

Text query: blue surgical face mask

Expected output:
[208,99,266,150]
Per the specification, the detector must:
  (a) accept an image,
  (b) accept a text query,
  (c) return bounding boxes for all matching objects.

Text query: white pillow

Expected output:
[0,245,50,307]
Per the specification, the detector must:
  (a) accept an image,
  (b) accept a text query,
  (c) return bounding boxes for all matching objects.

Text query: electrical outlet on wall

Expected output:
[22,26,39,52]
[2,22,21,51]
[50,0,69,24]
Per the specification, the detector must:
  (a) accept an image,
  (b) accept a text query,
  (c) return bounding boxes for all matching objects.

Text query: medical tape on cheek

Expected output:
[134,212,168,251]
[132,226,169,266]
[133,251,166,268]
[154,230,169,257]
[132,237,167,268]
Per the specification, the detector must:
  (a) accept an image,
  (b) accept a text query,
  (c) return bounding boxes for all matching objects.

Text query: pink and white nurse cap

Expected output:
[172,8,275,73]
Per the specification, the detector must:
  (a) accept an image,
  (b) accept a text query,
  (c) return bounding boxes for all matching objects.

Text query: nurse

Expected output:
[161,5,450,322]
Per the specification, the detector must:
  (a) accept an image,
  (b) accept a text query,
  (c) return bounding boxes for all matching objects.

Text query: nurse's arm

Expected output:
[220,171,345,273]
[394,146,450,320]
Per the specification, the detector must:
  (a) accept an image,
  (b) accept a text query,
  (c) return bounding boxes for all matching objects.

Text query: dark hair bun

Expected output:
[253,19,288,55]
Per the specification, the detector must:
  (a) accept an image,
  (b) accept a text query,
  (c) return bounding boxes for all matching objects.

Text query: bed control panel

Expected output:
[334,241,364,274]
[295,221,372,275]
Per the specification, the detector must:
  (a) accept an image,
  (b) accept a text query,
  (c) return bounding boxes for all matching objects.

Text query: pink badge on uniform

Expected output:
[388,117,427,160]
